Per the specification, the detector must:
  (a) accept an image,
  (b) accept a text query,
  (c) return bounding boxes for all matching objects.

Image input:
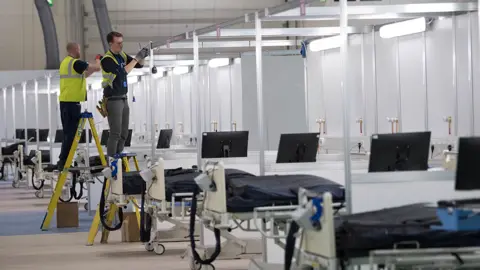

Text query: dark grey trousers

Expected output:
[106,98,130,156]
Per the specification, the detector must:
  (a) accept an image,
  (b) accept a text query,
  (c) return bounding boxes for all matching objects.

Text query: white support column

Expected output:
[194,32,202,168]
[34,80,40,149]
[11,86,16,140]
[340,0,352,214]
[255,12,266,176]
[2,88,6,145]
[22,82,27,151]
[47,75,53,162]
[150,42,156,160]
[303,56,309,131]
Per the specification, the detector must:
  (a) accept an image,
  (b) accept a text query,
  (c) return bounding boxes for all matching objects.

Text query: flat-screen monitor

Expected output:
[201,131,249,158]
[54,129,63,143]
[38,129,49,142]
[157,129,173,149]
[79,130,93,144]
[455,137,480,191]
[276,133,319,163]
[15,129,25,140]
[368,131,431,172]
[100,129,133,146]
[26,129,37,141]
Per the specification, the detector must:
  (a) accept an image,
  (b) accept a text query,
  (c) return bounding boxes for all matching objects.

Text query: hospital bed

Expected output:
[187,161,345,270]
[0,141,27,185]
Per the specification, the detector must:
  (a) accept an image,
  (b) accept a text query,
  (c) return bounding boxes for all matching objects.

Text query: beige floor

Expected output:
[0,181,250,270]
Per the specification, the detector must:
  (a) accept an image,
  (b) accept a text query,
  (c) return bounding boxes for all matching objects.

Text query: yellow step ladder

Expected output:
[86,153,142,246]
[40,111,107,230]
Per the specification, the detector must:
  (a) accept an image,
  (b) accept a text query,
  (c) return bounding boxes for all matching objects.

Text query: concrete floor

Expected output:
[0,180,251,270]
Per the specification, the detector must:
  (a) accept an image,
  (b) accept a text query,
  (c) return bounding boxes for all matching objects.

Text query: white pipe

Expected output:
[255,12,266,176]
[11,86,16,140]
[34,80,40,149]
[150,42,156,159]
[194,32,202,169]
[22,82,27,151]
[47,75,53,162]
[340,0,352,214]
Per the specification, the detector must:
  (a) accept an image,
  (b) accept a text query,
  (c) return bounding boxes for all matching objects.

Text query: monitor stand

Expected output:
[222,144,231,158]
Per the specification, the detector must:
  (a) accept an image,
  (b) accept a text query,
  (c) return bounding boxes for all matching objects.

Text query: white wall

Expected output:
[306,13,480,139]
[0,0,80,70]
[242,53,307,151]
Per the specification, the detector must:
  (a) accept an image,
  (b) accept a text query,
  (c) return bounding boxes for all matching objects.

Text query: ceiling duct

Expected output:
[34,0,60,69]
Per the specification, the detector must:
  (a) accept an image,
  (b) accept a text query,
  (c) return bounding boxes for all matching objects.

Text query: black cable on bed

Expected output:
[98,177,123,231]
[284,221,300,270]
[189,185,221,266]
[140,182,152,243]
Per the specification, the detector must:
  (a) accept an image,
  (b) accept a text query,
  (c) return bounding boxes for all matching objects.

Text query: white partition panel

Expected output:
[426,17,456,137]
[456,14,474,136]
[375,32,399,134]
[322,48,342,136]
[347,35,364,137]
[472,12,480,136]
[231,61,243,131]
[306,49,325,133]
[398,32,426,132]
[362,32,377,135]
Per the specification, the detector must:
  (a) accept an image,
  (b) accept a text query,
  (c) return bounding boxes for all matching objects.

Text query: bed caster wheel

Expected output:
[189,258,202,270]
[153,243,165,255]
[145,242,154,252]
[35,190,44,198]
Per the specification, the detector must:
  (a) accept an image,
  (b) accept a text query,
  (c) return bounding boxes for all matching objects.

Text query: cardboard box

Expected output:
[56,202,79,228]
[121,212,140,242]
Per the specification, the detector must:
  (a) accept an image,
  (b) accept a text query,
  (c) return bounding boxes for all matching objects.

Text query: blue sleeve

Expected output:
[73,60,89,74]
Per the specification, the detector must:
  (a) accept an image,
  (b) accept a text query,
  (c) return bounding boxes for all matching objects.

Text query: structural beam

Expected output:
[199,27,370,38]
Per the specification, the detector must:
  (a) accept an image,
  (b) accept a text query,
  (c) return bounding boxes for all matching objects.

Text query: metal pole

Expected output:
[229,64,233,130]
[360,34,367,136]
[2,88,7,145]
[207,68,212,129]
[22,82,27,151]
[423,32,429,131]
[372,31,379,133]
[194,33,202,169]
[11,86,16,140]
[304,57,310,131]
[395,37,402,132]
[34,80,40,149]
[340,0,352,214]
[453,16,458,136]
[255,12,266,176]
[150,42,156,160]
[47,75,53,162]
[468,13,474,135]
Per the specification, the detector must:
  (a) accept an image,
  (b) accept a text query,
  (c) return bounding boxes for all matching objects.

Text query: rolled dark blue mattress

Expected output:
[334,204,480,260]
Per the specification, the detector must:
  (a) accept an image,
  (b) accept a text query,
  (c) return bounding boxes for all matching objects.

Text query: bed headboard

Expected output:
[204,161,227,214]
[300,192,337,260]
[147,158,166,201]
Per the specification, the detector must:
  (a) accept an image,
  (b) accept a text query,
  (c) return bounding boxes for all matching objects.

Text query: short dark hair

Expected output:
[106,31,123,43]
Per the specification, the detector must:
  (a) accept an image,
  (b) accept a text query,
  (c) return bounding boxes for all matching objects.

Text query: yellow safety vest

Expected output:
[101,50,128,88]
[59,56,87,102]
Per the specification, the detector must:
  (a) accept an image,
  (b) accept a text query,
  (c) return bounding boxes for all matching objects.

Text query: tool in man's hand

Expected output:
[96,97,108,118]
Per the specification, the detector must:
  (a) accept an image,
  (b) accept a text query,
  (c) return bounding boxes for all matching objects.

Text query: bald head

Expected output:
[66,42,81,59]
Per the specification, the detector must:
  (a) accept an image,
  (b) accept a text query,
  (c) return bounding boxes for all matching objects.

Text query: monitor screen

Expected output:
[54,129,63,143]
[157,129,173,149]
[201,131,249,158]
[368,131,431,172]
[455,137,480,191]
[276,133,319,163]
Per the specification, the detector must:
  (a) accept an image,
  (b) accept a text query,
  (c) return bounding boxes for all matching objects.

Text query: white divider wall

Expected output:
[307,13,480,138]
[241,53,307,151]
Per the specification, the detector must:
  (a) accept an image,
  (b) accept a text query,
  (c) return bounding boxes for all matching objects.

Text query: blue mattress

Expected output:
[123,168,346,213]
[335,204,480,260]
[226,174,345,213]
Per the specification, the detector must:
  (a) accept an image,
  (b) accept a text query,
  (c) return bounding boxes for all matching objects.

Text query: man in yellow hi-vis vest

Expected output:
[58,42,101,170]
[100,31,149,157]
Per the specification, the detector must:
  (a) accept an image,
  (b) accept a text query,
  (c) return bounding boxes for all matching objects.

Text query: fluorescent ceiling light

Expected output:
[173,66,190,75]
[309,35,342,52]
[128,76,139,84]
[379,17,426,39]
[208,58,230,68]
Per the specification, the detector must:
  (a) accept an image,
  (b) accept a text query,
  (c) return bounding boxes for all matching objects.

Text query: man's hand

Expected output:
[135,47,150,62]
